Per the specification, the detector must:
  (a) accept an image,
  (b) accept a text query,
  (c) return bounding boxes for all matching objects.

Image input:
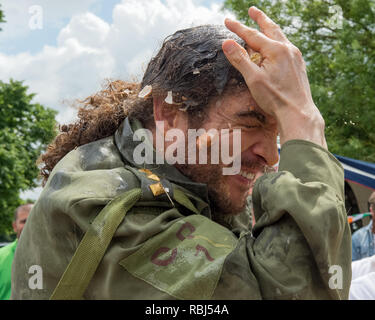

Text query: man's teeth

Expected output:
[239,170,255,180]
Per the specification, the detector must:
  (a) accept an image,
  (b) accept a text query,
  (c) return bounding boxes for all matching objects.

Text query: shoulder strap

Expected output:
[50,188,142,300]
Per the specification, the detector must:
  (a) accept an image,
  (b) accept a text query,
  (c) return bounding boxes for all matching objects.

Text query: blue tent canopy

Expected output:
[277,142,375,189]
[334,154,375,190]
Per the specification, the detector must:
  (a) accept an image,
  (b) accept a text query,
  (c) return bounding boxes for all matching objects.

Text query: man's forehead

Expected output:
[18,206,32,216]
[214,86,266,118]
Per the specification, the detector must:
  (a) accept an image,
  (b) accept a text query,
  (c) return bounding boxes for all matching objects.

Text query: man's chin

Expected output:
[209,193,248,228]
[209,181,249,217]
[175,163,249,215]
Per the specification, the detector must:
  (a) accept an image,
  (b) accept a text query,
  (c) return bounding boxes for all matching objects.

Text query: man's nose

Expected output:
[250,130,279,167]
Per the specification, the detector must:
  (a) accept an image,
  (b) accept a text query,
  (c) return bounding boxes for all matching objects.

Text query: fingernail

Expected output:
[249,6,259,18]
[224,17,234,25]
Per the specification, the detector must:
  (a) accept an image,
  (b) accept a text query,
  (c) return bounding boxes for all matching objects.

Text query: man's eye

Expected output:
[239,124,259,129]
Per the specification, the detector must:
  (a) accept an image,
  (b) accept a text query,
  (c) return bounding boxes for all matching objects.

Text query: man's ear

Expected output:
[153,94,188,132]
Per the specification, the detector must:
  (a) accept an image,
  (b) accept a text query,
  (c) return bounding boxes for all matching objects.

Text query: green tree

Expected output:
[224,0,375,162]
[0,80,57,234]
[0,4,5,31]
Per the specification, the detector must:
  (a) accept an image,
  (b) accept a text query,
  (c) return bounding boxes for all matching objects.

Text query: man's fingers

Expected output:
[222,39,258,80]
[224,18,276,54]
[248,6,289,43]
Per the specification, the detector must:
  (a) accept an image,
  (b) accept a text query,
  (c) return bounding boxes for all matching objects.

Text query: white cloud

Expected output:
[0,0,234,125]
[1,0,236,200]
[57,12,110,48]
[20,187,43,201]
[0,35,115,123]
[107,0,235,79]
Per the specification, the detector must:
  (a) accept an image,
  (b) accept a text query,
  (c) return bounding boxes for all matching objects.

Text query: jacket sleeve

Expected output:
[248,140,351,299]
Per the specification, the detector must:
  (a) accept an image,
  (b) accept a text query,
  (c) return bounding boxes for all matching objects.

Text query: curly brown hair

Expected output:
[38,25,246,185]
[38,80,140,184]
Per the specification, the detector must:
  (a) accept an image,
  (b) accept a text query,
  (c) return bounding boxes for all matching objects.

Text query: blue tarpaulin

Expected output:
[277,141,375,190]
[334,154,375,190]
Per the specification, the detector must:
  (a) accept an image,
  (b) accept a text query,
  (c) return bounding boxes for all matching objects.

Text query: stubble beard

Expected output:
[174,162,248,225]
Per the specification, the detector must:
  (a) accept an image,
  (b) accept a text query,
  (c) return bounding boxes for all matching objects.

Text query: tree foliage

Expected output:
[0,4,5,31]
[0,80,57,234]
[224,0,375,162]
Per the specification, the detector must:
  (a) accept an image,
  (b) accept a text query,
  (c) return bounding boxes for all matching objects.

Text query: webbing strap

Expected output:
[50,188,142,300]
[173,187,199,214]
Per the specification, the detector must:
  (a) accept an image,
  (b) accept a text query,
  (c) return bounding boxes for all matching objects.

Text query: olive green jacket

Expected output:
[11,118,351,299]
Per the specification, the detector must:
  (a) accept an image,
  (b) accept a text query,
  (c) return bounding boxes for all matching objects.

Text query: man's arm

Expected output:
[246,140,351,299]
[219,7,351,299]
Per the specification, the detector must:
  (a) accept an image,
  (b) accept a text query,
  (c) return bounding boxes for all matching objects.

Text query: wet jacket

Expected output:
[11,117,351,299]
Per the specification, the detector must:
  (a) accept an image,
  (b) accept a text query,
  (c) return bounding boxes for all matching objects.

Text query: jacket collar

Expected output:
[114,117,253,232]
[114,117,210,205]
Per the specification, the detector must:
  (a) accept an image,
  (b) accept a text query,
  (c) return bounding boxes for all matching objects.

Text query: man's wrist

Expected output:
[276,107,327,149]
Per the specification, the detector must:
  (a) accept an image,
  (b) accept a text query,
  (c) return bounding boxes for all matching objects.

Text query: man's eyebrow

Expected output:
[235,110,266,124]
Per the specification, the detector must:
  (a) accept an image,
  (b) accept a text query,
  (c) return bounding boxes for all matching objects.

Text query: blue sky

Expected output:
[1,0,226,55]
[1,0,126,54]
[0,0,235,200]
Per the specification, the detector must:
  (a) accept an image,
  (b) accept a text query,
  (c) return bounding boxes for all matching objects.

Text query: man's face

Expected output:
[13,206,32,239]
[175,86,279,217]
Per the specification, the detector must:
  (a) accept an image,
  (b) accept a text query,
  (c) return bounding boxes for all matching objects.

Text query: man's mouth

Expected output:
[230,168,260,188]
[238,170,255,181]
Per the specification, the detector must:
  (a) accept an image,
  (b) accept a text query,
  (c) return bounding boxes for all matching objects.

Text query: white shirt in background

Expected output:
[350,255,375,300]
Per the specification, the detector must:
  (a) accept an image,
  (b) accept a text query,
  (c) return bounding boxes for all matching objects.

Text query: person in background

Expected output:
[0,204,32,299]
[352,191,375,261]
[350,254,375,299]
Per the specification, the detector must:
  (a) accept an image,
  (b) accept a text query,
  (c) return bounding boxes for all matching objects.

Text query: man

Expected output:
[0,204,32,299]
[12,7,351,299]
[352,191,375,261]
[350,193,375,299]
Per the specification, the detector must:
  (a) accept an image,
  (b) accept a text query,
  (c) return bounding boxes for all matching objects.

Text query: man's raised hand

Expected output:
[222,6,327,149]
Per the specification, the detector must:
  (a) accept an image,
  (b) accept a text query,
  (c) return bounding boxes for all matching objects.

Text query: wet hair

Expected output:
[132,25,246,121]
[38,25,246,184]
